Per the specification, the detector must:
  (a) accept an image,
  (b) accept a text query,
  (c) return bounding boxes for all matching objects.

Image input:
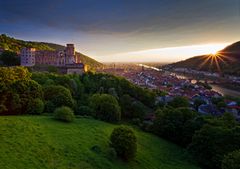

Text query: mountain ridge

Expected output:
[167,41,240,76]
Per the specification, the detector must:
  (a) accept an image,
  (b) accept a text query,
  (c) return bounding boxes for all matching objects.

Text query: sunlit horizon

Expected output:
[98,43,230,63]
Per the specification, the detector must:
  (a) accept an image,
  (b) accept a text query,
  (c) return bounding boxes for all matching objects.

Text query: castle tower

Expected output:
[65,44,75,64]
[20,47,36,67]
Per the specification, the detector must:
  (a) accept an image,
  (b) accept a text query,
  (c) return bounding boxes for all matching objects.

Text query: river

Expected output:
[211,85,240,98]
[138,63,240,98]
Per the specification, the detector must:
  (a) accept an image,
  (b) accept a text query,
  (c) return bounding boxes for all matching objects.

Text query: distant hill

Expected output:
[0,34,102,68]
[168,41,240,76]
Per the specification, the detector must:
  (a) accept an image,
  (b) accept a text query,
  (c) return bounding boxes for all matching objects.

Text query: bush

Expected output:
[222,150,240,169]
[110,126,137,161]
[27,98,44,114]
[168,96,189,108]
[131,101,149,119]
[44,101,55,113]
[54,106,75,122]
[75,106,94,116]
[153,107,196,146]
[89,94,121,123]
[44,85,74,109]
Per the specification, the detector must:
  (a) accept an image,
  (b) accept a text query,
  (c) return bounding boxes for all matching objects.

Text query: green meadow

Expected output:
[0,116,200,169]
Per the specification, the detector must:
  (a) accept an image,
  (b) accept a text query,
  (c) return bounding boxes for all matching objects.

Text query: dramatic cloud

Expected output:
[0,0,239,62]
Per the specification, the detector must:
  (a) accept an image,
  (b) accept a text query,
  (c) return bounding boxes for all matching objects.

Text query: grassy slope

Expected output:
[0,116,200,169]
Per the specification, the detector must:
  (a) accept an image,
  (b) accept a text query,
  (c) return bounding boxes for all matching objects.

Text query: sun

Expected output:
[210,51,218,55]
[198,50,231,73]
[208,48,219,55]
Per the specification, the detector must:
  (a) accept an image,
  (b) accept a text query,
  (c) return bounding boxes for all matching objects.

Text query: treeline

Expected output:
[1,66,240,169]
[0,66,156,120]
[0,51,20,66]
[151,106,240,169]
[0,34,53,52]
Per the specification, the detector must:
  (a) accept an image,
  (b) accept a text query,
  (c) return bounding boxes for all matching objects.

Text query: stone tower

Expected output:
[65,44,75,64]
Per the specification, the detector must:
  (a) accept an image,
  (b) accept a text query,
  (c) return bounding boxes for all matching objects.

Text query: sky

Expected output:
[0,0,239,63]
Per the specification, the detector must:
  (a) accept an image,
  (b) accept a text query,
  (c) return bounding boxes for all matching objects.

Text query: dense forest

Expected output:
[1,66,240,169]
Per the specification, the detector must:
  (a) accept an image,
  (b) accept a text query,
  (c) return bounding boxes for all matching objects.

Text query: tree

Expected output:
[153,107,196,145]
[89,94,121,122]
[44,85,74,111]
[168,96,189,108]
[217,101,227,109]
[0,51,19,66]
[188,125,240,169]
[131,101,149,119]
[108,88,119,100]
[75,106,93,116]
[182,116,206,146]
[220,112,237,129]
[110,126,137,161]
[222,150,240,169]
[194,98,206,110]
[120,94,134,118]
[47,66,59,73]
[0,67,42,115]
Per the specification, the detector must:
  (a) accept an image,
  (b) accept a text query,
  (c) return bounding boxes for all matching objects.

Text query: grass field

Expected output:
[0,116,200,169]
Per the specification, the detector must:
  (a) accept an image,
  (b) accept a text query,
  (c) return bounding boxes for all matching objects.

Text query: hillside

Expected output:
[0,116,199,169]
[168,41,240,76]
[0,34,102,68]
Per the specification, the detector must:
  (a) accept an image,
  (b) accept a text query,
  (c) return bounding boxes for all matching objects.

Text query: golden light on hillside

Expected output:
[104,43,229,63]
[198,51,233,73]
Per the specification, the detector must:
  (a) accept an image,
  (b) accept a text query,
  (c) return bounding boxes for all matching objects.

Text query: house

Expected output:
[198,104,221,116]
[226,101,238,107]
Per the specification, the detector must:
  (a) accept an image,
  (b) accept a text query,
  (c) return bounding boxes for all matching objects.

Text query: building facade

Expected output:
[20,47,36,66]
[20,44,85,74]
[21,44,83,67]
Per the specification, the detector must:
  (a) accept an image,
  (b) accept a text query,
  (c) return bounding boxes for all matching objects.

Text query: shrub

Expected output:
[75,106,94,116]
[153,107,196,146]
[54,106,75,122]
[110,126,137,161]
[222,150,240,169]
[44,101,55,113]
[168,96,189,108]
[131,101,149,119]
[27,98,44,114]
[89,94,121,123]
[44,85,74,109]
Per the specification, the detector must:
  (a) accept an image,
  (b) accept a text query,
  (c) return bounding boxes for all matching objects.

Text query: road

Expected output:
[211,85,240,98]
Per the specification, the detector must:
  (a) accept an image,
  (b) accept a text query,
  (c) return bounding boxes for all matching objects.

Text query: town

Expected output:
[101,64,240,120]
